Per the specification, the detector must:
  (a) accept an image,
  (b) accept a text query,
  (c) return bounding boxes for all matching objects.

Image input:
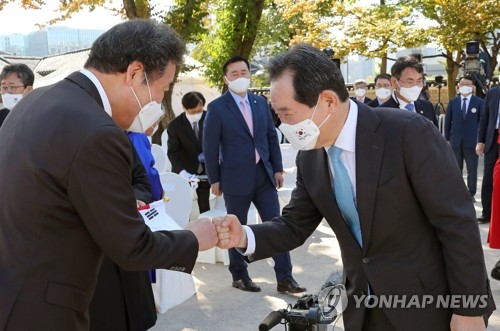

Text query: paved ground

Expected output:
[150,156,500,331]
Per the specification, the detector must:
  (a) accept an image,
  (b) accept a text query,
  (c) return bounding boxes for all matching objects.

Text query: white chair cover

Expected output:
[278,143,299,209]
[151,143,167,173]
[140,200,196,314]
[161,130,169,153]
[159,172,193,229]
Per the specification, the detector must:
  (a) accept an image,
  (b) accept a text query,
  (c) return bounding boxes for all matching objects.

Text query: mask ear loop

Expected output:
[311,95,331,129]
[144,72,153,102]
[129,85,143,109]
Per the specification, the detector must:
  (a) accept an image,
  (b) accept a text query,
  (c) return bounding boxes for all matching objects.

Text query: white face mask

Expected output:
[279,97,330,151]
[227,77,250,94]
[127,74,164,133]
[2,93,23,110]
[459,86,473,95]
[375,88,391,100]
[354,88,366,97]
[398,82,422,102]
[186,112,203,123]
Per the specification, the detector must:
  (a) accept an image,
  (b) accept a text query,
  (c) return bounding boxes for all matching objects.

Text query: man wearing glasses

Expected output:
[368,73,392,108]
[380,56,438,127]
[0,63,34,128]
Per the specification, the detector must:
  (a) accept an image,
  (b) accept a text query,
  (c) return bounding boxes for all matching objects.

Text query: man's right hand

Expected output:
[186,218,218,251]
[211,182,222,196]
[212,215,247,249]
[476,143,485,156]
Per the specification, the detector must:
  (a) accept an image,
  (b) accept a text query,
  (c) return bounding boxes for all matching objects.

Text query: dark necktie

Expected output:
[193,122,203,173]
[461,98,467,118]
[327,146,362,246]
[193,121,199,140]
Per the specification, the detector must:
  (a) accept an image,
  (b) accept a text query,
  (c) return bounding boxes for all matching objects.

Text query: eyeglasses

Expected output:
[1,85,24,93]
[397,79,424,88]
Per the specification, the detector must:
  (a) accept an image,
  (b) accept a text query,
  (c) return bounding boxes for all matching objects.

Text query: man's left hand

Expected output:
[275,172,284,189]
[450,314,485,331]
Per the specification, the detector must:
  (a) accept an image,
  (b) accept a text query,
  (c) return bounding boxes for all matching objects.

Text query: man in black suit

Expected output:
[350,79,372,104]
[476,86,500,223]
[0,63,34,128]
[380,56,438,127]
[215,44,494,330]
[0,20,218,331]
[367,73,392,108]
[167,91,211,213]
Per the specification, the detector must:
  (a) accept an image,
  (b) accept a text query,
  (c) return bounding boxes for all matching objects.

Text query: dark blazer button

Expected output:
[362,257,370,264]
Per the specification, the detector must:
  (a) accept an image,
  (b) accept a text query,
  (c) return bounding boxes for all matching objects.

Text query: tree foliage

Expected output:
[193,0,266,90]
[415,0,500,98]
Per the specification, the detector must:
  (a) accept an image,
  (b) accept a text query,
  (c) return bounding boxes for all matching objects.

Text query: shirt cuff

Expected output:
[236,225,256,256]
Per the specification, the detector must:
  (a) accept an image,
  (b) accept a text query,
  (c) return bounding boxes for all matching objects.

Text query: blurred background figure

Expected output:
[0,63,34,128]
[128,122,164,201]
[444,75,483,202]
[167,91,211,214]
[368,73,392,108]
[350,79,372,104]
[381,55,438,127]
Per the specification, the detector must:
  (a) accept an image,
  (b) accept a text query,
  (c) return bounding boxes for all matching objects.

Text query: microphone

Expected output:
[258,309,286,331]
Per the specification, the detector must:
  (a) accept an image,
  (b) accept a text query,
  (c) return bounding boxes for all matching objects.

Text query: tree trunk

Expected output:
[445,49,462,100]
[380,53,388,74]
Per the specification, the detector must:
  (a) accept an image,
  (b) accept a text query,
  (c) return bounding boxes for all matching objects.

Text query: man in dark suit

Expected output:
[350,79,372,104]
[168,91,211,213]
[477,86,500,224]
[444,75,484,200]
[203,55,305,293]
[0,63,34,128]
[367,73,392,108]
[215,44,494,330]
[380,56,438,127]
[0,20,218,331]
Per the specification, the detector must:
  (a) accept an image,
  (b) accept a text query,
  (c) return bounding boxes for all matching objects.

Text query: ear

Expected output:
[126,61,145,86]
[222,76,229,86]
[390,77,399,90]
[320,90,340,112]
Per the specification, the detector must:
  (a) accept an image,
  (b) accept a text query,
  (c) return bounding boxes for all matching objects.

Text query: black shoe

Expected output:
[232,278,261,292]
[491,261,500,281]
[478,216,490,224]
[277,277,307,293]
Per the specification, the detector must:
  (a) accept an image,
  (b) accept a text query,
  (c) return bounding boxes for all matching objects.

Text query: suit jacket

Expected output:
[203,91,283,196]
[367,98,382,108]
[350,96,372,104]
[0,107,9,128]
[0,72,199,331]
[167,111,206,175]
[477,86,500,153]
[247,104,494,330]
[380,96,438,127]
[444,95,484,149]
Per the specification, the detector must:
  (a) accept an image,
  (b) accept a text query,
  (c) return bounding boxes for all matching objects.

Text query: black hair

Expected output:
[181,91,206,109]
[0,63,35,87]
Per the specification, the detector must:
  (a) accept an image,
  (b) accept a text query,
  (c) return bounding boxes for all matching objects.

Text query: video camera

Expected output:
[463,40,485,77]
[322,48,341,69]
[259,283,346,331]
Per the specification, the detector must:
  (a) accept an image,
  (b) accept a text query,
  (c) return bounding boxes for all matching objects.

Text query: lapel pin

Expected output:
[471,108,477,113]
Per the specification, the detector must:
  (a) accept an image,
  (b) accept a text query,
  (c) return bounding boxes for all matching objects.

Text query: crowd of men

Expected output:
[0,19,498,331]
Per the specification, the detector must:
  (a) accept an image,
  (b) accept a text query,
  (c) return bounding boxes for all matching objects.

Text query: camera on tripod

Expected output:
[463,40,485,77]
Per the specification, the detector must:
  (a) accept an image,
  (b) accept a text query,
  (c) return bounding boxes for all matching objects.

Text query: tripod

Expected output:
[434,83,445,116]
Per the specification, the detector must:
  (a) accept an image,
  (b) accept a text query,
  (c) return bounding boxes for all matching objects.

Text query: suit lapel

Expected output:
[355,105,385,251]
[65,72,104,108]
[223,92,253,137]
[181,113,198,145]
